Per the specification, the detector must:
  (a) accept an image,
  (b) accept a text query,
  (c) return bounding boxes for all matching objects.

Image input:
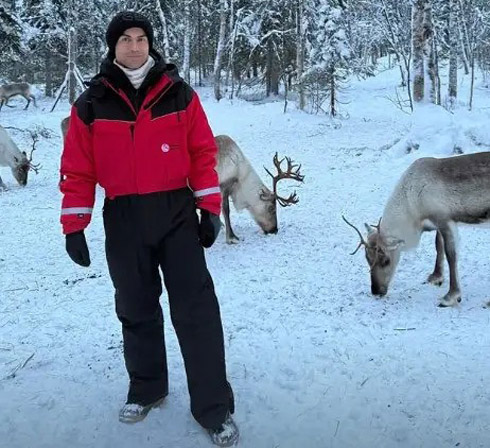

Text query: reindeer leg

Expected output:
[24,98,30,110]
[223,190,239,244]
[0,174,8,190]
[0,99,3,112]
[438,223,461,307]
[427,231,445,286]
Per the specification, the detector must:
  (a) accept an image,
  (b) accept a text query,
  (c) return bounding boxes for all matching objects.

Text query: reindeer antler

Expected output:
[264,152,304,207]
[368,217,382,231]
[342,215,368,255]
[27,131,41,174]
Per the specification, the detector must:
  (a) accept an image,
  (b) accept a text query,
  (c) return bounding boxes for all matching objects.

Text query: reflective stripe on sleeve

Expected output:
[61,207,93,215]
[193,187,221,198]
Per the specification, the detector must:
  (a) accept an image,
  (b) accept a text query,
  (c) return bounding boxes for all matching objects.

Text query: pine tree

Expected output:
[305,0,350,116]
[0,0,23,78]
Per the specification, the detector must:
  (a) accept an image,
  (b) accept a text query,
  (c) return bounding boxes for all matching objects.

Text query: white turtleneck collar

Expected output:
[114,56,156,89]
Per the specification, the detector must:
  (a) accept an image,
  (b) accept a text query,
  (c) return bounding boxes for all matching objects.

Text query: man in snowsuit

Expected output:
[59,11,238,447]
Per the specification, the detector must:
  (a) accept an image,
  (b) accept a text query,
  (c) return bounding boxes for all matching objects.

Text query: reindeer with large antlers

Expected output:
[0,125,41,189]
[343,151,490,307]
[216,135,304,243]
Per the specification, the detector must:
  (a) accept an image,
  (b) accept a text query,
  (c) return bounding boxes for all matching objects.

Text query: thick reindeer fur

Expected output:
[215,135,277,243]
[217,135,267,211]
[362,152,490,307]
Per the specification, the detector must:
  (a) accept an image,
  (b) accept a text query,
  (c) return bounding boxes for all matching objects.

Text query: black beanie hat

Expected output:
[106,11,154,59]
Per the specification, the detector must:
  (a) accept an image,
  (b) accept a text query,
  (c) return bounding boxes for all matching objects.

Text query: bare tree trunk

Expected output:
[469,52,475,110]
[398,62,407,87]
[227,4,241,99]
[197,0,202,86]
[213,0,227,101]
[329,66,336,117]
[182,1,191,83]
[266,40,272,97]
[412,0,436,104]
[93,34,98,74]
[224,0,234,90]
[68,26,77,104]
[447,0,458,109]
[266,39,279,97]
[425,2,437,104]
[44,49,53,97]
[412,0,425,102]
[296,0,305,110]
[458,0,472,75]
[429,20,440,104]
[457,0,470,75]
[155,0,171,61]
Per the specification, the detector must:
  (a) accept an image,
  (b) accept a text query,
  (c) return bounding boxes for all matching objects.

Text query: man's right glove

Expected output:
[65,230,91,267]
[198,210,222,248]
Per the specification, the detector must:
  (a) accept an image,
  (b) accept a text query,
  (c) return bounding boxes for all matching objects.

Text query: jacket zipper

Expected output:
[102,79,137,118]
[144,81,174,111]
[102,79,140,192]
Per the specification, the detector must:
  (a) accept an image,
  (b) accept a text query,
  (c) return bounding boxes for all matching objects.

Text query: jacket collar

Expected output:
[90,49,183,96]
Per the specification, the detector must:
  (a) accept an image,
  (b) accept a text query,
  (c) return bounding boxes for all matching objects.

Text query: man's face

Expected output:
[115,27,149,69]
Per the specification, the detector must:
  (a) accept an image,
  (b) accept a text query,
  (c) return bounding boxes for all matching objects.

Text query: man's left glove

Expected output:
[65,230,91,267]
[198,210,222,248]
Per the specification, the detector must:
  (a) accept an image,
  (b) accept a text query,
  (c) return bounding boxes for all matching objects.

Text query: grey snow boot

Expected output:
[208,413,239,447]
[118,396,165,423]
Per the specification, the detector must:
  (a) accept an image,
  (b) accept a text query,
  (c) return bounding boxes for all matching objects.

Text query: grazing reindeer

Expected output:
[216,135,304,243]
[343,152,490,307]
[0,125,41,189]
[0,83,37,111]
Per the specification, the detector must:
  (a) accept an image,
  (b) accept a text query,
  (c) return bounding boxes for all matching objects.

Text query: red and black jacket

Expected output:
[60,52,221,235]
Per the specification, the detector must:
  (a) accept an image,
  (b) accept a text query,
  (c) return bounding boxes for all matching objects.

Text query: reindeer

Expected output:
[216,135,304,243]
[0,125,41,189]
[0,83,37,112]
[343,152,490,307]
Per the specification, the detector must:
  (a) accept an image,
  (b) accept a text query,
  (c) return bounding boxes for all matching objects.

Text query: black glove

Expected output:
[65,230,91,267]
[198,210,221,248]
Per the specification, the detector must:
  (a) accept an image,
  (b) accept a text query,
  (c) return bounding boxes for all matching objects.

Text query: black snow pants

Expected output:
[103,187,233,429]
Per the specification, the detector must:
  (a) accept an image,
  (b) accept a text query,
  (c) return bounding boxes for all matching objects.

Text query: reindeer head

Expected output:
[256,153,304,234]
[12,132,41,186]
[343,216,404,297]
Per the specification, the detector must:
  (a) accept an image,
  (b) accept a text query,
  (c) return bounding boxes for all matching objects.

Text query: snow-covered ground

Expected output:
[2,65,490,448]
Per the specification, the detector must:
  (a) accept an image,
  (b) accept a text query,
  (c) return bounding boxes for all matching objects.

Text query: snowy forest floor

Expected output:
[1,65,490,448]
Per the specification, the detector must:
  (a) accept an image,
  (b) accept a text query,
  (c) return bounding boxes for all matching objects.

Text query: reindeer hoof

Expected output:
[226,237,240,245]
[438,293,461,307]
[426,273,443,286]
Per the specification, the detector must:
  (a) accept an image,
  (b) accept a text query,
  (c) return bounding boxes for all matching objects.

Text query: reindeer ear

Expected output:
[364,223,376,236]
[22,151,26,156]
[385,237,405,251]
